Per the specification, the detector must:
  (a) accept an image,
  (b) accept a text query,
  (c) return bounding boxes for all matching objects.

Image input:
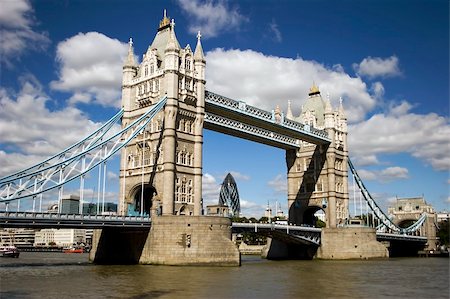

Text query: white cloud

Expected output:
[107,171,119,181]
[0,0,50,66]
[0,76,103,177]
[357,169,378,181]
[239,199,265,217]
[354,167,409,183]
[380,167,409,179]
[268,19,282,42]
[353,155,380,167]
[353,55,401,79]
[229,171,250,181]
[50,32,128,108]
[349,101,450,171]
[206,48,377,122]
[267,174,287,193]
[176,0,248,38]
[371,82,385,99]
[202,173,221,205]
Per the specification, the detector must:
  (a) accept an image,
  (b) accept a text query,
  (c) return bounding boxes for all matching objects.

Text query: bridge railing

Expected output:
[205,90,330,142]
[0,211,151,228]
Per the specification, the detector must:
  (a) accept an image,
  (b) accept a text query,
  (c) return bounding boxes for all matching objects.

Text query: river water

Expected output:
[0,253,448,299]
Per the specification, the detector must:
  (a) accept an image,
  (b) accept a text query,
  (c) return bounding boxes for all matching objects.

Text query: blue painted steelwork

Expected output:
[0,109,124,184]
[232,222,321,245]
[205,112,300,148]
[0,97,167,203]
[205,90,330,145]
[0,211,151,229]
[348,158,427,234]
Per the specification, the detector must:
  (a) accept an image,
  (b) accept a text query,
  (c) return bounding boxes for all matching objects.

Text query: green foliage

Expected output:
[259,216,269,223]
[437,220,449,246]
[315,217,326,228]
[231,216,248,223]
[241,232,267,245]
[248,217,258,223]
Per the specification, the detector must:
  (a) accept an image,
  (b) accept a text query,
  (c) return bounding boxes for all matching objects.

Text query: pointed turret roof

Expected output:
[124,38,136,67]
[286,100,294,119]
[194,31,205,61]
[338,97,346,119]
[302,82,326,126]
[165,18,180,52]
[146,11,180,63]
[324,93,333,114]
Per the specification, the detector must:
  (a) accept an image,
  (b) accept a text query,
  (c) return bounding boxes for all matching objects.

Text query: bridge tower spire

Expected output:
[118,11,206,217]
[286,83,349,228]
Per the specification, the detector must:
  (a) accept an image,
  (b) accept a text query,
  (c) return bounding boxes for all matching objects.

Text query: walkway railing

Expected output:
[205,91,330,145]
[0,212,151,229]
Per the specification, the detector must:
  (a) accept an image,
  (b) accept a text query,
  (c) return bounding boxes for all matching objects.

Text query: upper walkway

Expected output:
[204,91,331,149]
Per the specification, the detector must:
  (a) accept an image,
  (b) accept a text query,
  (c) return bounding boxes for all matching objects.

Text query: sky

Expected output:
[0,0,449,217]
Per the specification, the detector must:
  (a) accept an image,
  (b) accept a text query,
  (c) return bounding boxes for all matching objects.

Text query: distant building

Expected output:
[206,204,230,217]
[60,195,80,214]
[264,202,272,219]
[47,199,118,215]
[34,229,86,247]
[437,211,449,222]
[0,228,35,248]
[218,173,241,216]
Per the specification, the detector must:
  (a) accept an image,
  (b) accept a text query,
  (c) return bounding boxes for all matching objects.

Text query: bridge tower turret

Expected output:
[286,84,349,228]
[118,11,206,217]
[193,31,206,215]
[122,38,137,112]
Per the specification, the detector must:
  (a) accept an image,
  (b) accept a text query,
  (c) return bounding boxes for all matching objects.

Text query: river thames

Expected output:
[0,253,448,298]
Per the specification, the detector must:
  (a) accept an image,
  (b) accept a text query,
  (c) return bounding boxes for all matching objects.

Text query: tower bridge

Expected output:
[0,12,436,264]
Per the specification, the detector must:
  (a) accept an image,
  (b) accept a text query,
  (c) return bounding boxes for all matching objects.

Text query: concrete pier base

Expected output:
[315,227,389,259]
[90,216,240,266]
[140,216,240,266]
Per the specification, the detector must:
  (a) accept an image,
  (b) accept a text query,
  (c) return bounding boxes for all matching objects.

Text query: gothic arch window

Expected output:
[179,118,185,131]
[150,63,154,74]
[185,121,190,133]
[185,57,191,70]
[316,178,323,192]
[155,79,159,91]
[144,65,148,76]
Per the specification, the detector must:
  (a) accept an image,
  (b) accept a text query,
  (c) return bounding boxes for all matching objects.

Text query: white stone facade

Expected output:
[119,12,205,217]
[285,84,349,228]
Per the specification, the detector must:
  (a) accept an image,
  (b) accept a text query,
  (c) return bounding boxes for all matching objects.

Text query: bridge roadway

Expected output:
[0,212,427,244]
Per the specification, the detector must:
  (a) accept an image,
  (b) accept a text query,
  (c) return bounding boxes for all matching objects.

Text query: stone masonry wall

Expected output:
[140,215,241,266]
[316,227,388,259]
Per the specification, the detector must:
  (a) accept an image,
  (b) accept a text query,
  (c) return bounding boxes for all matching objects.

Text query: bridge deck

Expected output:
[0,212,151,229]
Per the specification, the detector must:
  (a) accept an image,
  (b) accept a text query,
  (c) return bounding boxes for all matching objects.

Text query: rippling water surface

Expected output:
[0,253,448,299]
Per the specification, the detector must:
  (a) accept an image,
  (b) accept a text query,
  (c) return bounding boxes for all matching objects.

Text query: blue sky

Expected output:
[0,0,448,217]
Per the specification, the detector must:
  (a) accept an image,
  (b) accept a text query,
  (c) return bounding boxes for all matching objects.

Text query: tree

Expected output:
[437,220,449,246]
[248,217,258,223]
[259,216,269,223]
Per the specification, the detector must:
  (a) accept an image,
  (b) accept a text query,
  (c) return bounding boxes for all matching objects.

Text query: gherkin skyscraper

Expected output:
[218,173,240,216]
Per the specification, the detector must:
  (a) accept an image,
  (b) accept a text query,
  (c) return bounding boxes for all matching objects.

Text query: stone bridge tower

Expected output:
[286,84,349,228]
[118,12,205,217]
[388,197,438,250]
